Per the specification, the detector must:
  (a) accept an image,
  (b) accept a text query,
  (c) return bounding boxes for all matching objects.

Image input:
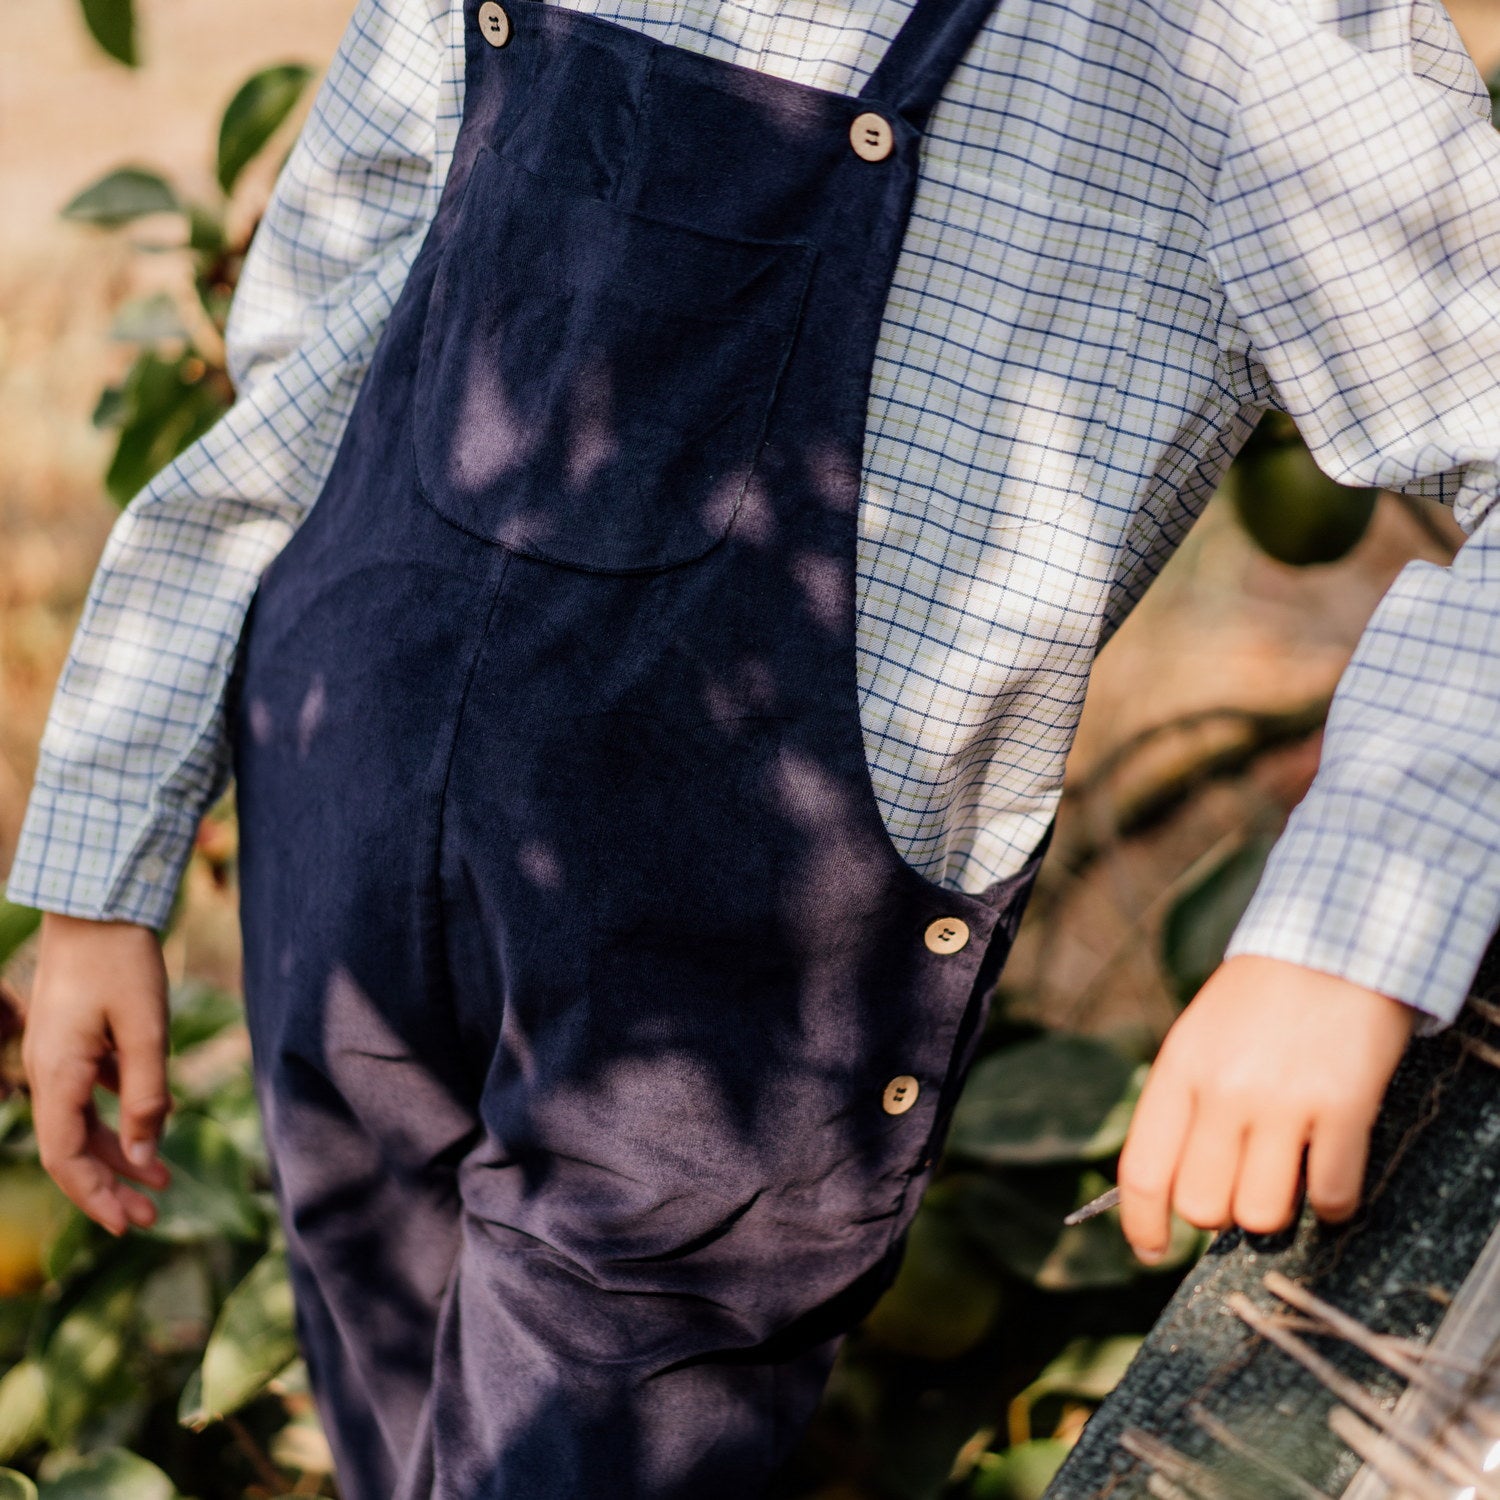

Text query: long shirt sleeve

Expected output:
[3,0,455,930]
[1216,0,1500,1030]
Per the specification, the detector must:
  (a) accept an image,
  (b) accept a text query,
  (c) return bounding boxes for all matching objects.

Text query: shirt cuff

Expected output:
[3,785,197,933]
[1222,818,1500,1037]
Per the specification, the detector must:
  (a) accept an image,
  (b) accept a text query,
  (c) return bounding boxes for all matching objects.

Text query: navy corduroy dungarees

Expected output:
[229,0,1048,1492]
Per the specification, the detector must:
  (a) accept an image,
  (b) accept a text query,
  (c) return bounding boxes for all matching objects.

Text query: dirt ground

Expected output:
[2,0,1497,1023]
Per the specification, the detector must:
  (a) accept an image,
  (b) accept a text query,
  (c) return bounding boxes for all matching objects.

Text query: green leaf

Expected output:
[36,1447,178,1500]
[0,1295,38,1364]
[951,1170,1202,1291]
[91,385,127,430]
[179,1066,267,1178]
[77,0,137,66]
[949,1035,1143,1166]
[0,902,40,968]
[174,1367,202,1431]
[1022,1333,1142,1402]
[145,1110,264,1244]
[186,205,226,257]
[104,351,229,506]
[0,1361,47,1465]
[36,1244,155,1446]
[136,1252,214,1357]
[61,169,178,227]
[1007,1335,1142,1445]
[1160,836,1275,1005]
[862,1183,1003,1360]
[167,981,244,1055]
[949,1171,1076,1283]
[40,1210,103,1287]
[185,1246,298,1426]
[0,1469,38,1500]
[217,65,314,196]
[265,1359,335,1474]
[0,1098,30,1156]
[967,1440,1073,1500]
[1039,1173,1204,1291]
[109,293,189,345]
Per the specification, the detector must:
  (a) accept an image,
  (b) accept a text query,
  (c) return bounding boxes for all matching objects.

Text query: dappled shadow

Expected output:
[227,0,1050,1494]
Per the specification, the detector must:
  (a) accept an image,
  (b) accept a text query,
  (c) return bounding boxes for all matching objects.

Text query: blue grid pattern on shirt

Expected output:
[9,0,1500,1026]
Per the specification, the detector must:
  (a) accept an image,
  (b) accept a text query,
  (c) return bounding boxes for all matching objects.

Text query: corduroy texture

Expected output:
[228,0,1048,1494]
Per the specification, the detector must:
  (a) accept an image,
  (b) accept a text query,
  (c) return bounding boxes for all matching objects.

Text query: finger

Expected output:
[71,1101,161,1230]
[1306,1107,1372,1224]
[1231,1115,1312,1235]
[1171,1105,1244,1235]
[30,1050,129,1236]
[95,1051,121,1095]
[84,1105,172,1193]
[1117,1064,1194,1263]
[109,1002,172,1170]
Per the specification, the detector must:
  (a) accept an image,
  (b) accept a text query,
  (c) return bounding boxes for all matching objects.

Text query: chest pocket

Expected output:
[412,147,816,574]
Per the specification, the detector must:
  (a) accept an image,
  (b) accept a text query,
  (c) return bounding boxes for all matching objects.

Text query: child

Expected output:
[9,0,1497,1493]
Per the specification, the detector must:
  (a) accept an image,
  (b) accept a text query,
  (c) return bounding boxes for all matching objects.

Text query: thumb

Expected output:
[111,995,172,1168]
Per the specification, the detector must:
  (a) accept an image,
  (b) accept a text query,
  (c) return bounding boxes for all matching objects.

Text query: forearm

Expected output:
[4,0,450,927]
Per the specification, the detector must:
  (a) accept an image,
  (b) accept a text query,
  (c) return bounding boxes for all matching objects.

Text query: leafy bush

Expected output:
[0,897,329,1497]
[60,53,311,508]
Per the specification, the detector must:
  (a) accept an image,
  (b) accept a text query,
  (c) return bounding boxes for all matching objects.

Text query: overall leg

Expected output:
[232,511,505,1499]
[375,554,1027,1500]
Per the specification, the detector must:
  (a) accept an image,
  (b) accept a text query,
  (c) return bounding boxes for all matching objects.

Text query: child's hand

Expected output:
[20,913,174,1236]
[1116,954,1419,1262]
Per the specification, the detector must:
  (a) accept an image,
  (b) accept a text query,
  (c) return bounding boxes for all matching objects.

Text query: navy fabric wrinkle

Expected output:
[230,0,1051,1494]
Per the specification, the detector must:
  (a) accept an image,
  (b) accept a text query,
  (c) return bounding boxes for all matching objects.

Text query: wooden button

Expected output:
[478,1,511,47]
[883,1075,920,1115]
[849,111,894,162]
[923,916,970,955]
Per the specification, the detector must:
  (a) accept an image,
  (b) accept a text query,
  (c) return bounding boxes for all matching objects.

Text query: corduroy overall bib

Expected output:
[229,0,1048,1492]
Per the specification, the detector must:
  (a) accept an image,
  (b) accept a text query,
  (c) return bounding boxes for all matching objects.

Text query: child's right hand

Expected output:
[20,913,173,1235]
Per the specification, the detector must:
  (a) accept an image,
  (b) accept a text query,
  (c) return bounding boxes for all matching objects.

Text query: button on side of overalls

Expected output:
[886,921,974,1111]
[882,1075,920,1114]
[230,0,1035,1492]
[923,915,971,954]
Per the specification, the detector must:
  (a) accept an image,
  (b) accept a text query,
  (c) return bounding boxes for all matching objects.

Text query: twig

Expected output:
[1147,1474,1201,1500]
[1467,996,1500,1029]
[225,1412,288,1495]
[1459,1034,1500,1070]
[1369,1335,1494,1380]
[1327,1407,1456,1500]
[1187,1403,1336,1500]
[1226,1294,1479,1493]
[1263,1272,1482,1401]
[1120,1428,1255,1500]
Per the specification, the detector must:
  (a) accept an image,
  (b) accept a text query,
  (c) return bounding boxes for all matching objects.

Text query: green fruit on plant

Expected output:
[1231,412,1377,566]
[0,1163,70,1297]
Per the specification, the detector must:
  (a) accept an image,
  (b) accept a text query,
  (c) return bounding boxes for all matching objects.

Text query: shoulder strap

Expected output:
[858,0,1006,131]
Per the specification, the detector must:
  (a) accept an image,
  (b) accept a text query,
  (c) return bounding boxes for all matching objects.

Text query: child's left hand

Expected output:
[1116,953,1420,1262]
